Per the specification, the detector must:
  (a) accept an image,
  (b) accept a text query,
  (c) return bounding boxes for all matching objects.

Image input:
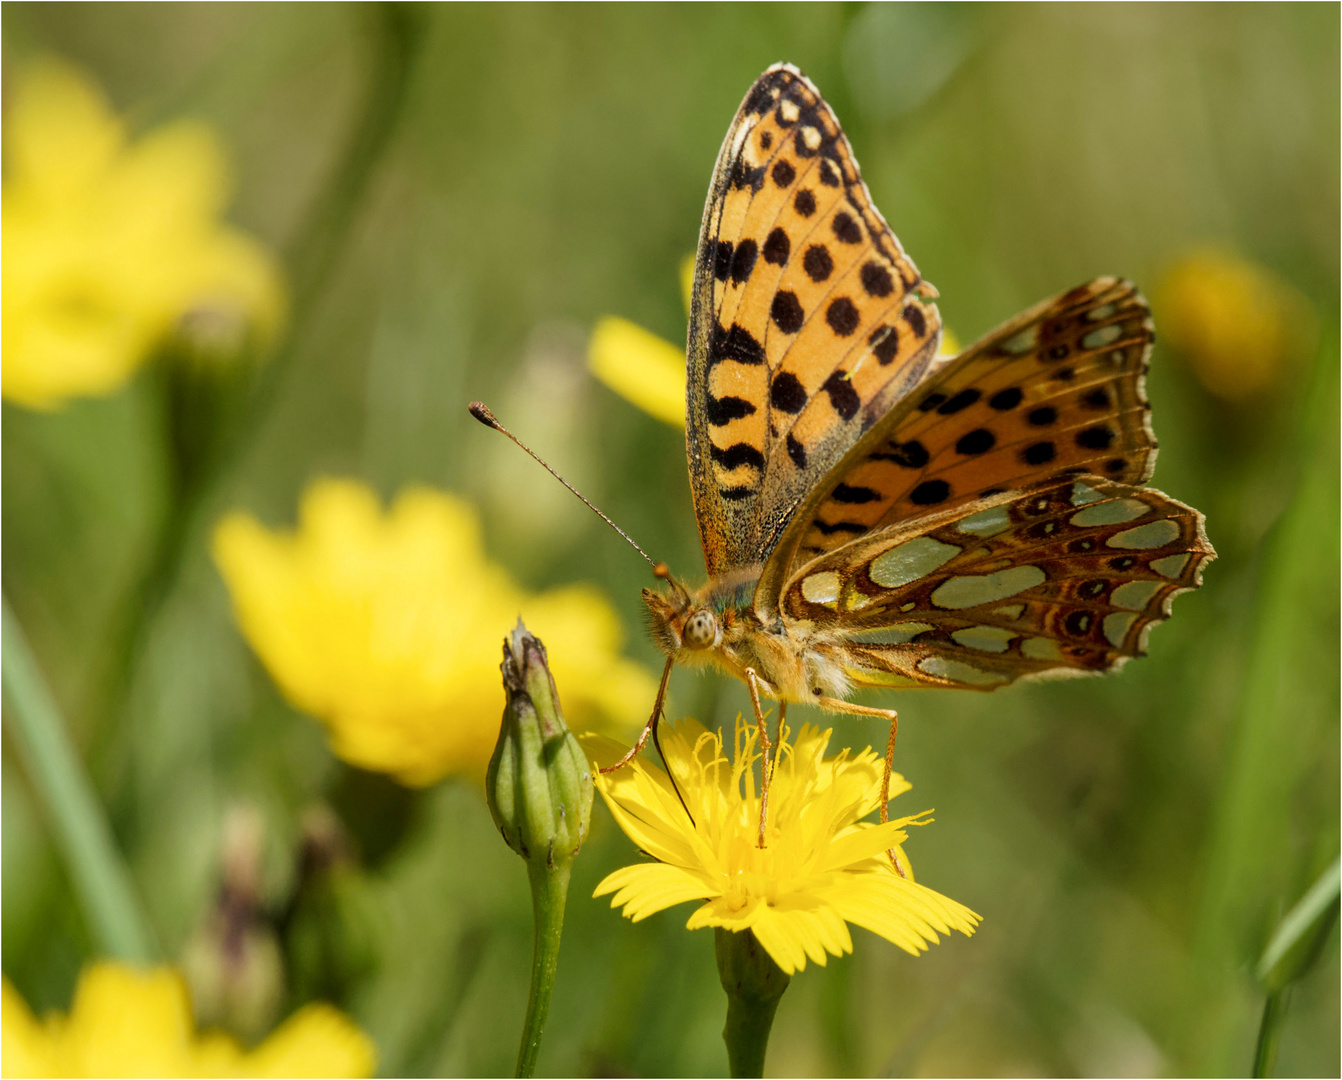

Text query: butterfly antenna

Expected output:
[469,401,662,572]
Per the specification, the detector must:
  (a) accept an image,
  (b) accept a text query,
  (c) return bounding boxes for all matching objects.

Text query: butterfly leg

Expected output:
[599,657,674,775]
[814,696,907,878]
[744,668,774,849]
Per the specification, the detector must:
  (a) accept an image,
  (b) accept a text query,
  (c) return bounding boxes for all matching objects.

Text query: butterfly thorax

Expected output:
[641,569,852,704]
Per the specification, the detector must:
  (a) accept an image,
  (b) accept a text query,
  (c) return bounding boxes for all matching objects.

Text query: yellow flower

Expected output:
[2,59,283,410]
[213,479,655,787]
[585,717,980,975]
[588,316,687,427]
[1,961,374,1078]
[590,257,960,428]
[1157,249,1313,402]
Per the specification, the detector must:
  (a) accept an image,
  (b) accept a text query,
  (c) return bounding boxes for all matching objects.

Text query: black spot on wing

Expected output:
[869,439,929,468]
[763,228,790,265]
[706,395,756,425]
[1076,425,1115,449]
[909,480,950,505]
[902,304,927,338]
[860,262,894,298]
[794,189,816,217]
[730,239,758,284]
[709,321,765,366]
[955,429,995,455]
[803,245,833,281]
[937,389,980,414]
[813,519,867,536]
[989,387,1022,410]
[711,442,766,470]
[832,212,862,244]
[869,324,900,365]
[714,241,733,282]
[729,156,765,192]
[832,483,881,504]
[821,372,860,420]
[771,292,804,334]
[787,433,807,469]
[772,159,795,187]
[1063,610,1093,636]
[770,370,807,413]
[1022,441,1056,465]
[826,297,859,336]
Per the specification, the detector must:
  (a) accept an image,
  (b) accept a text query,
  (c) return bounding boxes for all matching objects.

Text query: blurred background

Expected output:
[3,3,1337,1076]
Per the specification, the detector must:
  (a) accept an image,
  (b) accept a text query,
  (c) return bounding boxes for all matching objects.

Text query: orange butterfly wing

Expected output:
[686,64,943,576]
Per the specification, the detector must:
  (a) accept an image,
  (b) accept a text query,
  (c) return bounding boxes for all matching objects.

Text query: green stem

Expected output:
[2,598,156,962]
[515,861,570,1078]
[715,928,792,1078]
[1253,989,1289,1078]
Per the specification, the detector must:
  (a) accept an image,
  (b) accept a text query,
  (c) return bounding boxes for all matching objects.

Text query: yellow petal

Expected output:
[214,481,650,786]
[231,1003,376,1078]
[819,813,926,872]
[594,863,718,921]
[588,316,685,427]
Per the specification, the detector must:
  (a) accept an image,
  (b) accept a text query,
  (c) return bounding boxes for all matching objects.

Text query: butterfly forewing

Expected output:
[687,64,942,577]
[781,476,1213,690]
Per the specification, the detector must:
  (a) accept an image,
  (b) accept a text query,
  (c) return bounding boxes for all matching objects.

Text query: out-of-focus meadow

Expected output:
[3,4,1337,1076]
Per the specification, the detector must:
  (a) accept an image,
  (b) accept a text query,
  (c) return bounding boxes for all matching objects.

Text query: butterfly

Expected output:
[603,63,1214,845]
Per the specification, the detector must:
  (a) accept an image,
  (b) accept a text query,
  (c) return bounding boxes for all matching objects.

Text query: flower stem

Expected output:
[715,927,791,1078]
[2,597,156,962]
[1253,989,1288,1078]
[515,861,571,1078]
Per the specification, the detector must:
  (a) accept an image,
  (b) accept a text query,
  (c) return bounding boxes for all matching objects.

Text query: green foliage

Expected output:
[3,4,1337,1075]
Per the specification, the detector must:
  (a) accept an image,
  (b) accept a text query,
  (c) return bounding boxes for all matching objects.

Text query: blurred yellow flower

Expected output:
[589,316,687,427]
[586,717,979,975]
[213,479,655,787]
[590,257,960,429]
[1157,249,1313,402]
[1,961,373,1078]
[2,59,284,410]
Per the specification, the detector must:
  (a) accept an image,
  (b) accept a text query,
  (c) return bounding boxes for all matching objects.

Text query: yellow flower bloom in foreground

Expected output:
[1,961,373,1078]
[586,718,979,975]
[213,479,655,786]
[2,59,283,410]
[590,256,962,430]
[1157,248,1313,402]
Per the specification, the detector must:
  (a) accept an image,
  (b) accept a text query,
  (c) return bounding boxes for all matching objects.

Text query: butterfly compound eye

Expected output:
[683,609,719,650]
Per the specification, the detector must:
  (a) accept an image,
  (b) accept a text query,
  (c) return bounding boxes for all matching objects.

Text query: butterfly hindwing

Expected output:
[780,476,1212,690]
[686,64,942,577]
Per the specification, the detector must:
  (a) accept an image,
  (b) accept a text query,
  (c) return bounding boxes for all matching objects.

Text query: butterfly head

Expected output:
[643,564,721,657]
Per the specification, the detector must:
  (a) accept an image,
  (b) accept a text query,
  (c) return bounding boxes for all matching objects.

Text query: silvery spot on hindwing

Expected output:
[686,63,943,577]
[780,476,1213,689]
[781,278,1158,573]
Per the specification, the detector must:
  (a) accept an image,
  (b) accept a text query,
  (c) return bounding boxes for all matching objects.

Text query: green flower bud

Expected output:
[487,621,593,868]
